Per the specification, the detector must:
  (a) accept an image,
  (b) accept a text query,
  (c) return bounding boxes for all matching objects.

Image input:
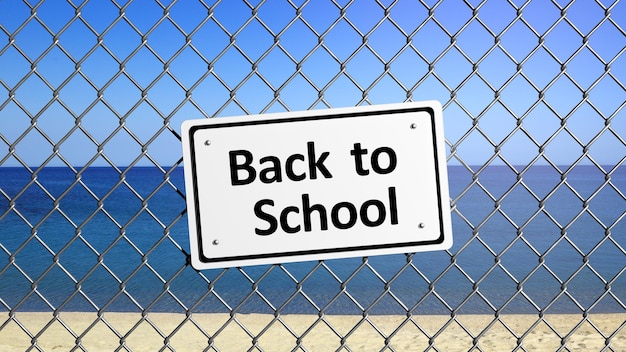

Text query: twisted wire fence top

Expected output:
[0,0,625,350]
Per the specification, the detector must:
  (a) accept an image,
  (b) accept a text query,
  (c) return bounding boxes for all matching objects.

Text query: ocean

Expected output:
[0,165,624,315]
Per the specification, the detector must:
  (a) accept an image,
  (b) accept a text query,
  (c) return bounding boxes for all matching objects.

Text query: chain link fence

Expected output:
[1,0,625,350]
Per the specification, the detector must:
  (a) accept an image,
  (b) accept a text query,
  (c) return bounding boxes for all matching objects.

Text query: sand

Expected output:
[1,312,624,351]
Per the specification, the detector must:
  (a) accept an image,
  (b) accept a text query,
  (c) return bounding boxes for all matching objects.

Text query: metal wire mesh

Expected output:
[1,0,625,350]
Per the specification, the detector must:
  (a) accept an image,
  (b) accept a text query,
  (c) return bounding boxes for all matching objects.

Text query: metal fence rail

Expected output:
[1,0,625,350]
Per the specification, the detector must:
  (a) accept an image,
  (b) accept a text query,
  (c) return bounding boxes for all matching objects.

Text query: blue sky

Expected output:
[0,0,625,168]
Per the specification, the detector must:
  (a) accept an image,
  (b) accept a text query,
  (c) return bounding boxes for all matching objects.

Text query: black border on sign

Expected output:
[187,105,445,265]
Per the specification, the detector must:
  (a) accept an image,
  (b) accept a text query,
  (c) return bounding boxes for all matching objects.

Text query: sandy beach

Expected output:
[1,312,624,351]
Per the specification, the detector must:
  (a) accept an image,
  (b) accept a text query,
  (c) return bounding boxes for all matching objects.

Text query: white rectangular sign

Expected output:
[181,101,452,269]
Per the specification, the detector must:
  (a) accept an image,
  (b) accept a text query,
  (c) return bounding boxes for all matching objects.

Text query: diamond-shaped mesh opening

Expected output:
[1,0,624,350]
[438,48,474,89]
[457,76,496,118]
[235,74,275,114]
[522,211,562,254]
[123,104,163,144]
[104,76,142,115]
[15,77,51,116]
[346,48,382,87]
[367,74,408,104]
[413,20,450,62]
[590,75,626,115]
[500,20,536,60]
[498,133,538,166]
[566,212,607,253]
[437,266,475,308]
[0,214,32,255]
[150,22,187,61]
[589,20,626,61]
[524,48,562,90]
[544,238,584,280]
[0,101,30,142]
[237,20,274,62]
[370,21,408,61]
[124,48,162,89]
[390,274,429,308]
[170,48,209,89]
[546,76,583,117]
[566,103,607,146]
[479,47,517,89]
[501,75,539,117]
[479,266,520,310]
[545,21,583,62]
[589,131,626,166]
[14,21,49,58]
[500,187,537,226]
[523,266,563,310]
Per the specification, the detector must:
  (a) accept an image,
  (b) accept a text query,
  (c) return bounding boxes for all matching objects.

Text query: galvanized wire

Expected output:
[1,0,625,350]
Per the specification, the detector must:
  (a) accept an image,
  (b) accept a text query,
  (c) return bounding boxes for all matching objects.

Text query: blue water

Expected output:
[0,165,624,315]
